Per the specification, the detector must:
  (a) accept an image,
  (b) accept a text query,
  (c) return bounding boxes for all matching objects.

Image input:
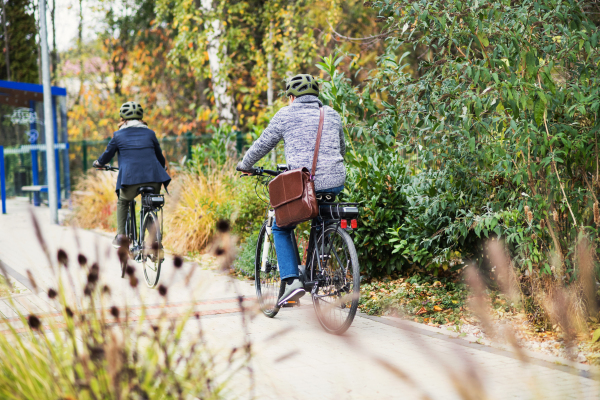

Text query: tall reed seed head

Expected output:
[158,285,167,297]
[527,211,533,223]
[174,255,183,268]
[57,249,68,267]
[594,202,599,225]
[553,210,559,222]
[27,314,41,330]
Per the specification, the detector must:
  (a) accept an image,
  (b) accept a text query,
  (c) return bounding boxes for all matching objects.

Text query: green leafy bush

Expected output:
[234,231,259,278]
[320,0,600,279]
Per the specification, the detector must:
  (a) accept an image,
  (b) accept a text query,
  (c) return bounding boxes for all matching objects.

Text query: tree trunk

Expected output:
[200,0,234,125]
[76,0,84,104]
[2,0,9,80]
[267,20,274,106]
[267,20,276,165]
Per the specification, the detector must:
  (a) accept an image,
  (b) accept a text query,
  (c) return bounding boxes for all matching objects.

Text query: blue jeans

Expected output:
[272,185,344,280]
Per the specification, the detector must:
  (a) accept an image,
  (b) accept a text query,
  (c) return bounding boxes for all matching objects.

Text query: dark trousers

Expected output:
[117,182,161,234]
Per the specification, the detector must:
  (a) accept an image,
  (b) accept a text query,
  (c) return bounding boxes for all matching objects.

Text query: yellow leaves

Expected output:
[433,305,443,312]
[552,36,562,44]
[592,328,600,343]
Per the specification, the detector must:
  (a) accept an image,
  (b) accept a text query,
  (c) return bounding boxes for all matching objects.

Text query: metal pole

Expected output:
[29,101,40,206]
[39,0,58,223]
[82,140,87,171]
[0,146,6,214]
[52,97,61,209]
[60,97,70,199]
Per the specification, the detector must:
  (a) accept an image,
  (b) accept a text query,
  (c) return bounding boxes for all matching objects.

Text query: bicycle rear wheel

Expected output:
[141,211,163,288]
[311,225,360,335]
[255,220,284,318]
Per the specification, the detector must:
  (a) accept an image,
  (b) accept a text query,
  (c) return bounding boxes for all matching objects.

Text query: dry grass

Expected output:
[0,214,249,399]
[163,164,237,254]
[70,170,118,230]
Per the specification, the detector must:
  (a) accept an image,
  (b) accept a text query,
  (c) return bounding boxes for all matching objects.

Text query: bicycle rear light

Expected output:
[351,219,357,229]
[340,220,347,229]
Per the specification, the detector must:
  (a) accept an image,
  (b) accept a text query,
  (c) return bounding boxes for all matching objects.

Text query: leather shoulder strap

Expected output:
[311,107,325,178]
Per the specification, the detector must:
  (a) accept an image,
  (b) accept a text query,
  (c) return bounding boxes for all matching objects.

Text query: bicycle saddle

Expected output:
[316,192,336,203]
[136,186,156,195]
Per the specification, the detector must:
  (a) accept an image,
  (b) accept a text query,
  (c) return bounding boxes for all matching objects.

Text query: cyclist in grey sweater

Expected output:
[237,97,345,190]
[238,74,346,306]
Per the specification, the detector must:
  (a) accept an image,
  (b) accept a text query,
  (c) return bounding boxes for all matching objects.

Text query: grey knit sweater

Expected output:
[239,95,346,191]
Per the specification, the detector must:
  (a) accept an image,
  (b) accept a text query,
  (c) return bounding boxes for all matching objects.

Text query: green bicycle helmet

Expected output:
[119,101,144,120]
[285,74,319,97]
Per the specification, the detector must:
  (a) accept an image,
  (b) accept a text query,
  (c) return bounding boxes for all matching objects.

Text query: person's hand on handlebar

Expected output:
[92,160,103,169]
[236,162,254,176]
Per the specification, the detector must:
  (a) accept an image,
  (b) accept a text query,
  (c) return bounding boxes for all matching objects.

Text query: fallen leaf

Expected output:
[416,307,427,315]
[434,305,443,312]
[592,328,600,343]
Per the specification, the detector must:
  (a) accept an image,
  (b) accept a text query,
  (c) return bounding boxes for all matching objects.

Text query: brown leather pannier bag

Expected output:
[268,107,325,227]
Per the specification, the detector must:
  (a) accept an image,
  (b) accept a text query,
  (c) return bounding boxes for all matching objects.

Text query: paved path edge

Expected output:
[358,313,599,380]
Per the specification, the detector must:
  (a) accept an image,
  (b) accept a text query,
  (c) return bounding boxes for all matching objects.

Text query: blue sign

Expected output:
[28,129,38,143]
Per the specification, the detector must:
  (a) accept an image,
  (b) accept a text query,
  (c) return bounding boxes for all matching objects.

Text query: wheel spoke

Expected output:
[312,226,359,335]
[142,212,162,288]
[255,221,283,318]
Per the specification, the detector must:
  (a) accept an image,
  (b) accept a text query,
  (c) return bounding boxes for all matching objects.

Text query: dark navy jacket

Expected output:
[97,126,171,192]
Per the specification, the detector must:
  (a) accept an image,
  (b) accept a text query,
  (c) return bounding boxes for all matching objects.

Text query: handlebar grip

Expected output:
[236,166,257,174]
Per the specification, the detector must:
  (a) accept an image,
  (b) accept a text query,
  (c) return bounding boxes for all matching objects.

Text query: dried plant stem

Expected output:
[594,130,600,186]
[583,171,599,205]
[526,137,563,261]
[539,74,578,227]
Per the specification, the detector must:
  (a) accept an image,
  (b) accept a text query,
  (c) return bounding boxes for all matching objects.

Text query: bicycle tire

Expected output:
[255,220,284,318]
[119,211,134,278]
[141,211,162,288]
[311,225,360,335]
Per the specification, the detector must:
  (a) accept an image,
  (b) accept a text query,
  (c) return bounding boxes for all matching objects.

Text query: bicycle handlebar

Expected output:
[236,166,279,177]
[96,165,119,172]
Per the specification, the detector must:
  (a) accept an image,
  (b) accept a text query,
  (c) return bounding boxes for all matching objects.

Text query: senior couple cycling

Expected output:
[94,74,346,307]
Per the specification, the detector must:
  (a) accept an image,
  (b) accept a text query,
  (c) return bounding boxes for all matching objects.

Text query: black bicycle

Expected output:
[97,165,165,287]
[240,165,360,335]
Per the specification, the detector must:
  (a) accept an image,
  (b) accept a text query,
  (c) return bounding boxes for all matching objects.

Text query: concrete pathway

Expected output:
[0,197,599,400]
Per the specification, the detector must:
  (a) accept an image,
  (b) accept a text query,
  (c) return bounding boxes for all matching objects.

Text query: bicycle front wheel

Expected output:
[311,226,360,335]
[141,211,163,288]
[255,220,284,318]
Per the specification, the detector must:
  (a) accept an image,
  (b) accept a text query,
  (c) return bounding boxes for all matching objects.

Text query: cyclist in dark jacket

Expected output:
[93,101,171,248]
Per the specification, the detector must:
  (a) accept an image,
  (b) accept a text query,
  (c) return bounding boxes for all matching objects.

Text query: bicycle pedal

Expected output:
[281,299,301,308]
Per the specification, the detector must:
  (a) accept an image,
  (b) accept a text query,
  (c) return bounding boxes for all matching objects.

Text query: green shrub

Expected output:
[342,149,409,275]
[233,177,268,237]
[234,231,259,278]
[319,0,600,279]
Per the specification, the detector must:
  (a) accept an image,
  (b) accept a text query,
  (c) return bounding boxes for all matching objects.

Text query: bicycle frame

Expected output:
[128,195,164,259]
